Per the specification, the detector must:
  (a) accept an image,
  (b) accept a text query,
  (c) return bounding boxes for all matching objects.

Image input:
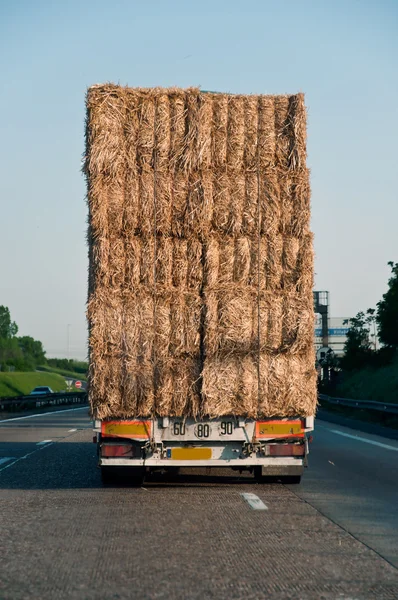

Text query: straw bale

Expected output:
[156,357,201,417]
[242,172,258,236]
[274,96,290,170]
[122,359,154,416]
[123,171,139,234]
[258,96,275,169]
[205,236,255,288]
[211,170,230,232]
[201,355,258,418]
[137,95,155,169]
[86,85,315,419]
[186,170,213,237]
[244,96,258,170]
[154,94,171,171]
[182,92,200,172]
[107,234,126,290]
[156,237,173,286]
[124,94,140,168]
[259,353,317,417]
[229,171,246,234]
[261,293,283,351]
[227,96,245,170]
[234,237,252,284]
[196,94,213,170]
[264,234,284,291]
[281,293,314,354]
[290,168,311,237]
[294,232,314,295]
[279,173,294,235]
[124,291,154,363]
[212,95,228,167]
[287,93,307,171]
[259,173,281,237]
[281,235,299,291]
[169,94,187,170]
[204,286,257,357]
[87,293,124,418]
[186,238,203,290]
[171,172,189,237]
[154,173,172,235]
[85,89,126,180]
[125,235,141,290]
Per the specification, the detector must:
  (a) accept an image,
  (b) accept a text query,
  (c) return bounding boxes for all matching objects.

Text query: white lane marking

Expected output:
[0,457,15,466]
[327,429,398,452]
[68,429,77,432]
[37,440,52,445]
[0,406,87,424]
[241,493,268,511]
[0,445,53,474]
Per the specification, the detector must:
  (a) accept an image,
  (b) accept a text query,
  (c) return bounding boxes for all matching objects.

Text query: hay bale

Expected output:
[85,85,316,419]
[156,357,201,417]
[242,172,258,236]
[227,96,245,170]
[201,355,257,418]
[212,95,228,167]
[204,286,257,357]
[259,353,317,417]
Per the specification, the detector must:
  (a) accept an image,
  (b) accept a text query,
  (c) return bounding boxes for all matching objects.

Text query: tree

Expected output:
[376,261,398,348]
[0,306,18,339]
[18,336,46,366]
[340,310,375,371]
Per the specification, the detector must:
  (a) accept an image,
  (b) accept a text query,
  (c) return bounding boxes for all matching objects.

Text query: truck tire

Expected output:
[101,466,144,487]
[282,475,302,485]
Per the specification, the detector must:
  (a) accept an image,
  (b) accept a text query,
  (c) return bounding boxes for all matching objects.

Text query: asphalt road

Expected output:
[0,408,397,600]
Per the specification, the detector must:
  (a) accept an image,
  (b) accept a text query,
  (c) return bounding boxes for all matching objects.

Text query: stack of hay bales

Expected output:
[85,85,316,420]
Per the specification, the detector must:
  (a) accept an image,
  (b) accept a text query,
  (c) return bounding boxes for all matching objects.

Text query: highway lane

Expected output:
[0,409,397,600]
[296,421,398,568]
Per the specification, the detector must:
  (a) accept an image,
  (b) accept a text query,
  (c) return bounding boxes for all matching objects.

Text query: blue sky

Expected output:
[0,0,397,359]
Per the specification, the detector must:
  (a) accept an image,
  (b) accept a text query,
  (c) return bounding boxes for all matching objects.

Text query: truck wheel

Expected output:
[101,466,115,485]
[101,466,144,486]
[282,475,302,485]
[253,466,267,482]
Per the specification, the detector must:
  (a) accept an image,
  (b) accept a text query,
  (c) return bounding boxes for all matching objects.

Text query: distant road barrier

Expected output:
[318,393,398,415]
[0,392,88,413]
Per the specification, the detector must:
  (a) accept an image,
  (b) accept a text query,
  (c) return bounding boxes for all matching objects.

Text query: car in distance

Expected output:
[30,386,54,396]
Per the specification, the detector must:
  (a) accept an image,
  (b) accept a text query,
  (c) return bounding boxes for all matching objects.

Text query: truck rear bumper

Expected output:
[99,457,304,468]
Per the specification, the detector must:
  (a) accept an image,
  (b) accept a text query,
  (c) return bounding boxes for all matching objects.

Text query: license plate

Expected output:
[169,447,212,460]
[255,421,304,438]
[102,421,151,439]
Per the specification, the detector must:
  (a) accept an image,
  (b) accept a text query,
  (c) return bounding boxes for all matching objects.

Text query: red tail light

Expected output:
[269,444,305,457]
[101,444,135,458]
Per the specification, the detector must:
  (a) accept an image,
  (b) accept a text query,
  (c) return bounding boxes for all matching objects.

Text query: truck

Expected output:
[85,85,317,485]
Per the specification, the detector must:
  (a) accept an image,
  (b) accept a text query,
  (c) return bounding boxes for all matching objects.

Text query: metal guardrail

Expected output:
[318,393,398,415]
[0,391,88,413]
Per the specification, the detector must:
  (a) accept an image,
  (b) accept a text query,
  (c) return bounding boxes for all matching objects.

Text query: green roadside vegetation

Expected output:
[0,306,88,396]
[0,372,68,397]
[36,365,87,381]
[321,261,398,410]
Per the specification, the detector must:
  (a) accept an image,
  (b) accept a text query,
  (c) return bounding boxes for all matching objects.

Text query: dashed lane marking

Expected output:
[36,440,52,445]
[68,429,77,432]
[241,493,268,510]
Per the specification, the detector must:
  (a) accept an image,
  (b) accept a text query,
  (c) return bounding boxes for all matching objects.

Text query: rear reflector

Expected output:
[101,420,151,440]
[256,420,304,439]
[269,444,305,457]
[101,444,135,458]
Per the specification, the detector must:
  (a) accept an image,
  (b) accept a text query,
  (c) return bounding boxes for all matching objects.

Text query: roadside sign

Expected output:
[75,380,82,389]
